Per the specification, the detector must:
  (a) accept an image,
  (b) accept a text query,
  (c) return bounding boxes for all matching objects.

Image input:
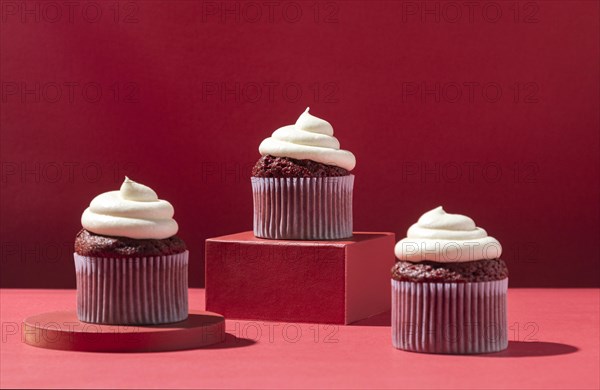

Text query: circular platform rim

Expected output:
[22,310,226,352]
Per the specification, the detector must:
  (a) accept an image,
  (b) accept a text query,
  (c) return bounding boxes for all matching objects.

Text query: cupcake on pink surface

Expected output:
[74,177,188,325]
[392,206,508,354]
[251,108,356,240]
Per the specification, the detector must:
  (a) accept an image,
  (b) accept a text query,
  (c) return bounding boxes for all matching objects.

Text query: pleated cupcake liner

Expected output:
[74,251,189,325]
[251,175,354,240]
[391,278,508,354]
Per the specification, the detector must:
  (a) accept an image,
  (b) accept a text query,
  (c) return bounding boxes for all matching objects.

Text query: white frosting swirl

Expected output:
[394,206,502,262]
[258,108,356,170]
[81,177,178,239]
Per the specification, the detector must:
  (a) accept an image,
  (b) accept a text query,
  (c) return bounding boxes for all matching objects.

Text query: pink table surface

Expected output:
[1,288,598,389]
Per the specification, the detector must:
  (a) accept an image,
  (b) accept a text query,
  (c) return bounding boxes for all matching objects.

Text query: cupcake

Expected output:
[251,108,356,240]
[392,206,508,354]
[74,177,188,325]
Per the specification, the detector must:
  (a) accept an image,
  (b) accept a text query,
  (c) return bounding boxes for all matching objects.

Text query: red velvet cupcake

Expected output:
[392,207,508,354]
[252,108,356,240]
[74,178,188,325]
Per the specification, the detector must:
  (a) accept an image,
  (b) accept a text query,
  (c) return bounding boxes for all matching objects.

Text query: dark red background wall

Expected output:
[1,1,598,288]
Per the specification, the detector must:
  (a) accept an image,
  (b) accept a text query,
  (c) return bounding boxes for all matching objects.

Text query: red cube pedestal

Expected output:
[205,231,395,324]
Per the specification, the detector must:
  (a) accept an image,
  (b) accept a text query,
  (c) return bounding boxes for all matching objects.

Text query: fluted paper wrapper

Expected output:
[74,251,188,325]
[392,278,508,354]
[251,175,354,240]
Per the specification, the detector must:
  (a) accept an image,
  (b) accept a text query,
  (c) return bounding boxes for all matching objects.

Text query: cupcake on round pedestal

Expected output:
[252,108,356,240]
[392,206,508,354]
[74,177,188,325]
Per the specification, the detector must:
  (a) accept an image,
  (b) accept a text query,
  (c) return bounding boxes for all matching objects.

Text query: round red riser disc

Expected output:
[22,310,225,352]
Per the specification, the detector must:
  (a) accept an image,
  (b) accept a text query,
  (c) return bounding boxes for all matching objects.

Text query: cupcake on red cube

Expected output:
[252,108,356,240]
[392,206,508,354]
[75,177,188,325]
